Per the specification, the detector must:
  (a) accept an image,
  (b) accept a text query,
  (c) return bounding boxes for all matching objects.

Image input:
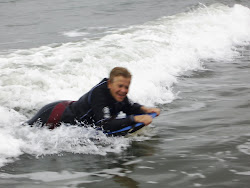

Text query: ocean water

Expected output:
[0,0,250,187]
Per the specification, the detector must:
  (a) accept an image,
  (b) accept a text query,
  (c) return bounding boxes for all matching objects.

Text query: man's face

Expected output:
[108,76,131,102]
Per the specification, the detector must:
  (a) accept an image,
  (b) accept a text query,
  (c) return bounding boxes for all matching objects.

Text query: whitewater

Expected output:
[0,2,250,187]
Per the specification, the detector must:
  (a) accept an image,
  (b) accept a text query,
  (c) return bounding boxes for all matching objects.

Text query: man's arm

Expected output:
[140,106,161,116]
[132,106,160,125]
[90,89,135,132]
[122,98,161,126]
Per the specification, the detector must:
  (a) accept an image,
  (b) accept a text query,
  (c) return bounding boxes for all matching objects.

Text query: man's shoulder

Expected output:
[90,78,109,100]
[93,78,108,91]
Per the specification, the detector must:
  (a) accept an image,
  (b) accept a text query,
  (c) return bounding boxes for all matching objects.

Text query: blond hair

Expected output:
[109,67,132,82]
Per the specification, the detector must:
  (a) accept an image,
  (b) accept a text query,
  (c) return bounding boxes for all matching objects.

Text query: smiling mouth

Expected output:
[117,93,126,98]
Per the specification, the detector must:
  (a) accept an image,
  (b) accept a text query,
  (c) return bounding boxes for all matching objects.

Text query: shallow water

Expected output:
[0,0,250,187]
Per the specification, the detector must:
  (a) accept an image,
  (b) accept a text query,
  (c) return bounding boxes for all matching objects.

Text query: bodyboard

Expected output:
[104,113,157,136]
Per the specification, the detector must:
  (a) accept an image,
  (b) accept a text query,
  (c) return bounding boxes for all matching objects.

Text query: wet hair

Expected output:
[109,67,132,82]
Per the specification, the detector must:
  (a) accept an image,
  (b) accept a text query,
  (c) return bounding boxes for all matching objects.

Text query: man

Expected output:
[27,67,160,133]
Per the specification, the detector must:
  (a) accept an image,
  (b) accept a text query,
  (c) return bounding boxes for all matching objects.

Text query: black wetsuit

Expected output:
[27,78,144,133]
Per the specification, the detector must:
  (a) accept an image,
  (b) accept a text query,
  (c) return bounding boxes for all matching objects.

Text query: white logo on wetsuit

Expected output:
[103,106,111,119]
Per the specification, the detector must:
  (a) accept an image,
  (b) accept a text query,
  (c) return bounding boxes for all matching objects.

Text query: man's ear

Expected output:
[107,79,111,89]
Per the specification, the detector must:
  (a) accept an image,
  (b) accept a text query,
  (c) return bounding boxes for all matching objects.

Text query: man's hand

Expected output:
[134,114,153,125]
[141,106,161,116]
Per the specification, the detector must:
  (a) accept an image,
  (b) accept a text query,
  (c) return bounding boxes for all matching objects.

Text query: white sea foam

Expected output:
[62,30,88,37]
[237,141,250,155]
[0,168,125,183]
[0,4,250,167]
[62,27,115,38]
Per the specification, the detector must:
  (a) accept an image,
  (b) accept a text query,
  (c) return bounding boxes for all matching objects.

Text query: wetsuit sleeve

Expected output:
[90,89,135,132]
[100,98,145,132]
[102,98,149,132]
[122,97,145,115]
[101,117,135,132]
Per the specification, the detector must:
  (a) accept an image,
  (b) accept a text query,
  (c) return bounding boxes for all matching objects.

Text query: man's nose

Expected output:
[121,87,127,93]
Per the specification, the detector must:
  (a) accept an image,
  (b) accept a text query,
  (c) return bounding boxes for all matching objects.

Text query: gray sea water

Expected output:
[0,0,250,187]
[1,0,248,51]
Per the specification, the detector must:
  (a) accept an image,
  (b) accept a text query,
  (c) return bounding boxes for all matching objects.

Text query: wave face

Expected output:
[0,4,250,167]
